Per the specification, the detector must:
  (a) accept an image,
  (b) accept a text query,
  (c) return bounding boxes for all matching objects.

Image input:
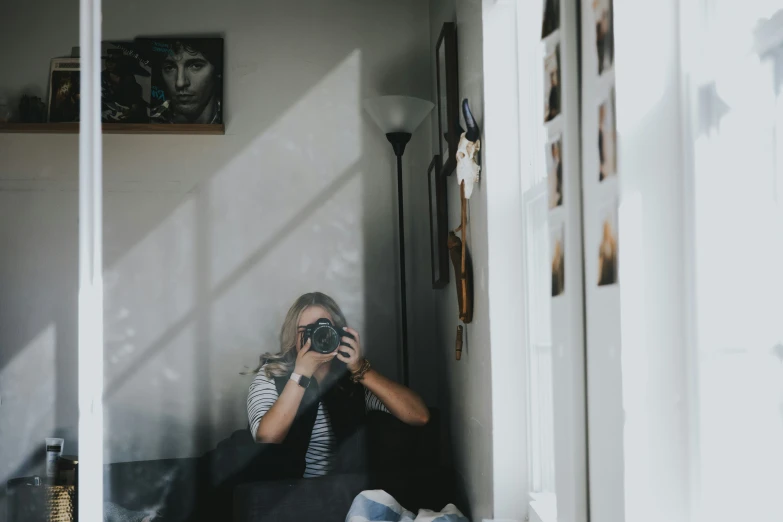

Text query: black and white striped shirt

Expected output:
[247,366,389,478]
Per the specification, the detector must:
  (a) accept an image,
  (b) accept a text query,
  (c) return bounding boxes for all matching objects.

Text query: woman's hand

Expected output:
[336,327,363,372]
[293,339,337,377]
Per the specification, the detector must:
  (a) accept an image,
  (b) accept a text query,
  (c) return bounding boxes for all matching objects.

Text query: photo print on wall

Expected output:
[598,87,617,182]
[542,0,560,39]
[48,58,81,122]
[547,134,564,209]
[137,37,224,124]
[597,199,619,287]
[551,223,565,297]
[593,0,615,75]
[544,44,562,123]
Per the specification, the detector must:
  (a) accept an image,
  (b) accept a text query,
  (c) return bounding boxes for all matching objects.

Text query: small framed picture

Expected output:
[48,58,81,122]
[544,44,562,123]
[598,88,617,182]
[428,155,449,289]
[594,0,615,75]
[436,22,459,176]
[597,200,619,287]
[551,224,565,297]
[546,134,564,209]
[101,41,151,123]
[541,0,560,39]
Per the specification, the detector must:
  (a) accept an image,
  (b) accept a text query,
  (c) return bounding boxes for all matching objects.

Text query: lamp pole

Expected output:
[362,95,433,387]
[386,132,412,386]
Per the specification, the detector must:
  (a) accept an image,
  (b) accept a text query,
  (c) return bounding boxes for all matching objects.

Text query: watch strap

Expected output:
[290,372,311,389]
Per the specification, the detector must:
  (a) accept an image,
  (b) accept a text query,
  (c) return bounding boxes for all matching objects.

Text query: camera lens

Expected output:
[312,325,339,353]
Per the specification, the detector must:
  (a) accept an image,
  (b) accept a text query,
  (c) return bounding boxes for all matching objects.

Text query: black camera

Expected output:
[300,318,354,354]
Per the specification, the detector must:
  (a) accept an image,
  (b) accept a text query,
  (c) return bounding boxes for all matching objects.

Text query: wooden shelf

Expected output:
[0,123,225,135]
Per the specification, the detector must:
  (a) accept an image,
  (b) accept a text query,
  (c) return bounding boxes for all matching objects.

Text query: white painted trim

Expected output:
[551,0,589,517]
[482,0,528,519]
[78,0,104,520]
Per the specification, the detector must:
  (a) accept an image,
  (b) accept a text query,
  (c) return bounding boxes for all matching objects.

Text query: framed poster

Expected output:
[436,22,459,176]
[48,58,81,123]
[428,155,449,288]
[101,41,151,123]
[544,44,562,123]
[137,37,224,124]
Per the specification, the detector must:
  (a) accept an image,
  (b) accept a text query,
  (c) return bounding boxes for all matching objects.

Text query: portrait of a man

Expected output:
[141,38,224,124]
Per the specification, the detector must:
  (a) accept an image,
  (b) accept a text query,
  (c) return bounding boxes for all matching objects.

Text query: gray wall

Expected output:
[0,0,435,508]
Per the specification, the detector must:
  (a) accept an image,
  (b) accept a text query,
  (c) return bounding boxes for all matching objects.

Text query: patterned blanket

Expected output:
[346,490,468,522]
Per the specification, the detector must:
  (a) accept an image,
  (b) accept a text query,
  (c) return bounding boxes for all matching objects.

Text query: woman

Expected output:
[247,292,429,478]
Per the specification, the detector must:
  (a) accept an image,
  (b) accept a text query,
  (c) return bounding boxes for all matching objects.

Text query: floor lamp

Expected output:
[363,95,434,386]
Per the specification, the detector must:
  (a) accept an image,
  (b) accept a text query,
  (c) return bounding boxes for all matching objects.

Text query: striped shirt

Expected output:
[247,366,389,478]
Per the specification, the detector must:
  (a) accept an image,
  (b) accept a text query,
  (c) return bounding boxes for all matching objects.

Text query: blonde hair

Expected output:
[251,292,347,378]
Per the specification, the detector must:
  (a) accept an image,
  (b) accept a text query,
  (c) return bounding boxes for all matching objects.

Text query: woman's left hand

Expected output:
[337,327,363,372]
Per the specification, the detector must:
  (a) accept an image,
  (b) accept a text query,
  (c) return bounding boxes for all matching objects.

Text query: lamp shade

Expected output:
[363,95,434,134]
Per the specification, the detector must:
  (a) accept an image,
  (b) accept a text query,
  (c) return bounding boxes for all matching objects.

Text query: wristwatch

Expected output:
[290,372,311,389]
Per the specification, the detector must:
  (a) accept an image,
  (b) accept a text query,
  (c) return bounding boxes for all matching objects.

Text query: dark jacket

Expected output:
[271,365,367,477]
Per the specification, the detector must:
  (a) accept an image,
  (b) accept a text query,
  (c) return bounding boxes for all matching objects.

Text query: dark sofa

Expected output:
[233,468,455,522]
[102,410,457,522]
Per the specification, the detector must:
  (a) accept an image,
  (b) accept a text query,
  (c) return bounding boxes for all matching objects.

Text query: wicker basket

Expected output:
[45,485,77,522]
[6,480,76,522]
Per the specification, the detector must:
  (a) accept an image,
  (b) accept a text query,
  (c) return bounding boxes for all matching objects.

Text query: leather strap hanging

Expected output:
[448,181,473,324]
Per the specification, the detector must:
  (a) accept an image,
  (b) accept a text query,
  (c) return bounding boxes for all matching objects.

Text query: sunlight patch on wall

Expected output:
[207,48,364,286]
[104,196,197,387]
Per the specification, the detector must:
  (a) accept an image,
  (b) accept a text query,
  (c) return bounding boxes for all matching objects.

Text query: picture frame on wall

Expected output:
[542,0,560,39]
[136,37,224,124]
[428,155,449,289]
[436,22,459,177]
[551,223,565,297]
[70,41,152,124]
[597,199,619,287]
[544,44,562,123]
[101,41,151,124]
[48,58,82,123]
[593,0,615,75]
[546,133,564,209]
[598,87,617,182]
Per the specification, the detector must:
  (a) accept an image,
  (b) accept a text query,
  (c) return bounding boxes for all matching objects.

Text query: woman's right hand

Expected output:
[294,339,337,377]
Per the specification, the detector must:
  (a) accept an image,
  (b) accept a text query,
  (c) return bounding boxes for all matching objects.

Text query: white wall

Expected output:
[0,0,434,505]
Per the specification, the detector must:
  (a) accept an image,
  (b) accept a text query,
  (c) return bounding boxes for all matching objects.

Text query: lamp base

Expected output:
[386,132,412,157]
